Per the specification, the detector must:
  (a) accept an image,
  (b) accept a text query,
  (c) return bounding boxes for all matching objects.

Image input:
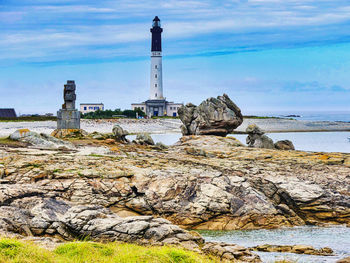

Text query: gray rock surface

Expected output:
[0,197,202,249]
[0,195,260,261]
[112,124,129,142]
[246,124,275,149]
[10,129,74,149]
[133,133,155,145]
[178,94,243,136]
[275,140,295,150]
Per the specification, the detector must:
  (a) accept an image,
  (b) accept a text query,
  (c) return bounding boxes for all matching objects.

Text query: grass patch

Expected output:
[0,137,25,147]
[0,238,219,263]
[0,238,54,263]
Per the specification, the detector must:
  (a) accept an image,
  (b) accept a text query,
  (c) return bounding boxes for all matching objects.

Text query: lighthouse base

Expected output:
[145,99,167,117]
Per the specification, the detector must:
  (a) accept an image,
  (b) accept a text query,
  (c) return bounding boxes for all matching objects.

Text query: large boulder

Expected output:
[246,124,275,149]
[10,129,74,149]
[275,140,295,150]
[133,133,155,145]
[178,94,243,137]
[112,124,129,143]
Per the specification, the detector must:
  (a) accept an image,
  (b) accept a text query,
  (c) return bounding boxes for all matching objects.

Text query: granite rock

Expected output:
[178,94,243,136]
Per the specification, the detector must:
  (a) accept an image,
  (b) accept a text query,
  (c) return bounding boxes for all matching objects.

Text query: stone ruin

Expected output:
[57,80,80,130]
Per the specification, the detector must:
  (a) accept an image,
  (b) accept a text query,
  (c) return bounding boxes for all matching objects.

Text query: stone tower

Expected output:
[57,80,80,129]
[150,16,163,100]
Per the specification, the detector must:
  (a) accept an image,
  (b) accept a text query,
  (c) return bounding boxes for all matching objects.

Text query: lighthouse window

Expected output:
[155,74,157,78]
[155,65,157,69]
[155,84,157,87]
[155,93,157,97]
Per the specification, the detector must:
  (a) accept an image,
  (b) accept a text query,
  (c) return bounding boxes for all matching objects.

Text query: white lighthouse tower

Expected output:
[150,16,163,100]
[131,16,183,117]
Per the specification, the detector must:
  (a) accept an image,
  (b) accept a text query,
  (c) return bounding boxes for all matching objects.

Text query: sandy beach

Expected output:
[1,118,350,138]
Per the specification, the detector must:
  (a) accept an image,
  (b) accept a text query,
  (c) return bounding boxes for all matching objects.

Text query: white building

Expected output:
[80,103,104,114]
[131,16,183,117]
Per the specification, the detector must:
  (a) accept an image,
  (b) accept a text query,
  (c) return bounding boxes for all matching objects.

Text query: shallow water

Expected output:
[127,131,350,153]
[199,226,350,263]
[233,132,350,153]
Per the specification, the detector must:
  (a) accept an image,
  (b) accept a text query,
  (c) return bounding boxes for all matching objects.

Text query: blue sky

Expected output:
[1,0,350,114]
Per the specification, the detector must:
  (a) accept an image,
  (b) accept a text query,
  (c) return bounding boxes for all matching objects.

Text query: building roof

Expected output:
[80,103,104,105]
[0,108,17,118]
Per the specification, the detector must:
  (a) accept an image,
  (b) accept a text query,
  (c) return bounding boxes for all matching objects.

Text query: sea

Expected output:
[199,226,350,263]
[246,110,350,122]
[127,111,350,153]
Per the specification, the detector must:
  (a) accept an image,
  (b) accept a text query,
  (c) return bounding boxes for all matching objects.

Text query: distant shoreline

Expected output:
[1,118,350,138]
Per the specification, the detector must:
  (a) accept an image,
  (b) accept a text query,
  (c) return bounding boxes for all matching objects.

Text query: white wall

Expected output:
[150,52,163,100]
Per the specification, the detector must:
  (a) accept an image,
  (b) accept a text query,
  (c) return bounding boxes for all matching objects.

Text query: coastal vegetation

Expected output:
[82,109,145,119]
[0,238,219,263]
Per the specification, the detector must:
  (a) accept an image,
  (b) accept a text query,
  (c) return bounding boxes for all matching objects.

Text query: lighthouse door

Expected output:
[154,108,159,116]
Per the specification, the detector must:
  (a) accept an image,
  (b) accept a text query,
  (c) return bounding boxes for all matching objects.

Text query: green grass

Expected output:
[0,238,219,263]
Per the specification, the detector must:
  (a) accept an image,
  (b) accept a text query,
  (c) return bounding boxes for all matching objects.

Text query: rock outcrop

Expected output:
[1,135,349,231]
[274,140,295,150]
[246,124,275,149]
[251,244,333,256]
[337,257,350,263]
[112,124,129,143]
[133,133,155,145]
[51,129,88,139]
[0,196,260,262]
[203,242,261,262]
[178,94,243,136]
[10,129,74,149]
[246,124,295,150]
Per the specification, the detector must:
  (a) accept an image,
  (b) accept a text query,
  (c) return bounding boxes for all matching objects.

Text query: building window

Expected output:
[141,107,144,110]
[84,107,87,110]
[155,84,157,87]
[155,93,157,97]
[89,106,93,110]
[155,74,157,78]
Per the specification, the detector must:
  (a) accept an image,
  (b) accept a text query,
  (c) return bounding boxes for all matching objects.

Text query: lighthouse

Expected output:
[131,16,183,117]
[150,16,163,100]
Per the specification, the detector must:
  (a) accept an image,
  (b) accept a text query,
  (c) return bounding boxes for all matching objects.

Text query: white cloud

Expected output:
[1,0,350,63]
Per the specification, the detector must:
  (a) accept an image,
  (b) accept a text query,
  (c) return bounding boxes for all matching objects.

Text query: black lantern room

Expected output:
[151,16,163,52]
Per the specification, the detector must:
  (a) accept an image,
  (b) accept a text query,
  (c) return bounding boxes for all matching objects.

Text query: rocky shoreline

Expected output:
[1,131,349,261]
[1,117,350,138]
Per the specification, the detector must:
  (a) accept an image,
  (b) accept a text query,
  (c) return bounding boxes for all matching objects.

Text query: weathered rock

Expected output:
[246,124,275,149]
[251,244,333,256]
[133,133,154,145]
[275,140,295,150]
[0,135,349,232]
[112,124,129,143]
[203,242,261,262]
[0,197,261,261]
[178,94,243,136]
[10,129,74,149]
[0,198,202,249]
[246,124,264,135]
[153,142,168,150]
[51,129,88,139]
[337,257,350,263]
